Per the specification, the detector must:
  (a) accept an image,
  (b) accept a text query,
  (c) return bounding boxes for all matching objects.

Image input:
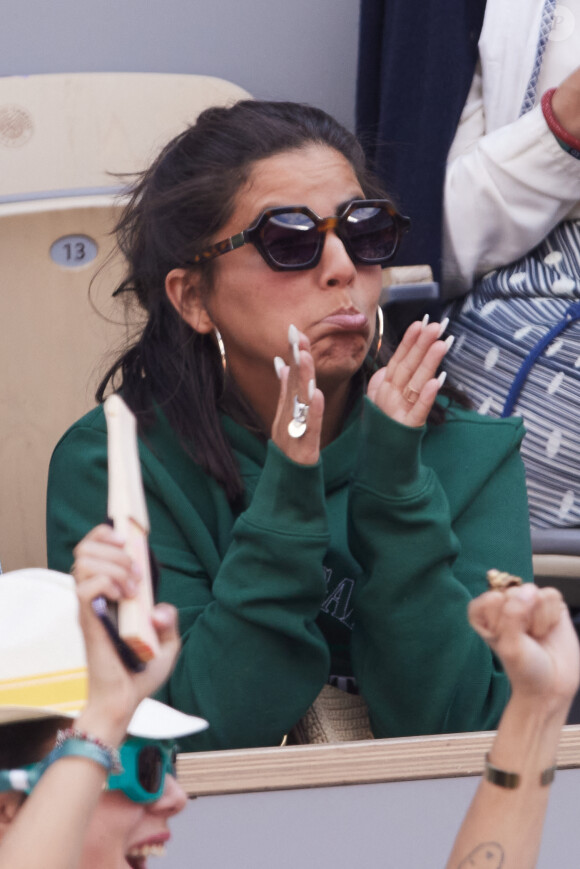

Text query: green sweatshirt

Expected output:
[47,397,533,751]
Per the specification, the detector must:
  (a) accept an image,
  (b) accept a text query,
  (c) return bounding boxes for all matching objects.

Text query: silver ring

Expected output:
[288,396,309,438]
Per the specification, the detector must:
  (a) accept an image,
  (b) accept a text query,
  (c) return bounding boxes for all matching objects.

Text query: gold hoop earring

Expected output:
[214,327,227,373]
[374,305,384,360]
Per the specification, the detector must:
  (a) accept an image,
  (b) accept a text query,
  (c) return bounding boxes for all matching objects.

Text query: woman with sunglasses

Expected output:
[0,532,207,869]
[46,100,534,751]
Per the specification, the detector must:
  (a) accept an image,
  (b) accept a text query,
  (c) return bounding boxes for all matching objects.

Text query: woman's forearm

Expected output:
[443,105,580,295]
[445,694,570,869]
[0,710,123,869]
[349,401,532,737]
[0,759,106,869]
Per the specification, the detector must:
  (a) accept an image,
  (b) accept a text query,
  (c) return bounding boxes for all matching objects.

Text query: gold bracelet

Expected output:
[484,753,556,789]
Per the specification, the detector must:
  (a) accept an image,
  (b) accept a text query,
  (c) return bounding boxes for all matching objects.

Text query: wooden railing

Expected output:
[177,723,580,797]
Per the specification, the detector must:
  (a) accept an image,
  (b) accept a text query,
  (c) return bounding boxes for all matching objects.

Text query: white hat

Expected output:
[0,569,207,739]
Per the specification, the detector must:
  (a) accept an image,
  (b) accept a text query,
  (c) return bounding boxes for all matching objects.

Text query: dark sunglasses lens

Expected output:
[137,746,163,794]
[345,205,399,263]
[261,212,320,267]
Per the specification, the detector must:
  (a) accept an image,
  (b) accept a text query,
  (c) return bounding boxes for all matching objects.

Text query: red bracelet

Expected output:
[542,88,580,152]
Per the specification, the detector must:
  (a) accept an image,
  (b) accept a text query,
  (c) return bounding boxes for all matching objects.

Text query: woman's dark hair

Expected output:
[97,100,388,503]
[0,717,66,769]
[97,99,460,504]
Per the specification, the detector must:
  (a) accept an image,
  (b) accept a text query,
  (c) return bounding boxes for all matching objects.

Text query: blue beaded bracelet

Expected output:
[48,729,121,775]
[0,734,121,796]
[46,738,120,775]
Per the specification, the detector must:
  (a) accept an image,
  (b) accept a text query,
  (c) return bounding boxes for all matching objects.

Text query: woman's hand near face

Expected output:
[367,318,452,427]
[72,524,181,741]
[271,324,324,465]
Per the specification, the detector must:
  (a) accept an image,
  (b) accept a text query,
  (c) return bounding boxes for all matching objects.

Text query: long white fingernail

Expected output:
[437,371,447,389]
[421,314,430,328]
[274,356,285,379]
[444,335,455,352]
[308,379,315,400]
[437,317,450,338]
[293,342,301,366]
[288,324,300,345]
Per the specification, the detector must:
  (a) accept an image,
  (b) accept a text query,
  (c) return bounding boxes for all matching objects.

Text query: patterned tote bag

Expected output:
[444,222,580,528]
[443,0,580,529]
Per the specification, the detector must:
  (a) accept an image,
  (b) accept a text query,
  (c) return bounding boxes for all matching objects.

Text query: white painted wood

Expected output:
[164,770,580,868]
[167,728,580,868]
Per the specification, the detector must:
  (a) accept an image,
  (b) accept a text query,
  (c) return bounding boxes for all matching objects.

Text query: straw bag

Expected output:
[287,684,374,744]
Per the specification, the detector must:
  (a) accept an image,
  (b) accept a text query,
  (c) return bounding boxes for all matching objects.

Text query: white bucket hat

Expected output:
[0,568,207,739]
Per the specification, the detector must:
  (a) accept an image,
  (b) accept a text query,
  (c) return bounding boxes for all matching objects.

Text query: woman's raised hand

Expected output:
[469,583,580,711]
[72,524,181,737]
[367,318,453,427]
[271,324,324,465]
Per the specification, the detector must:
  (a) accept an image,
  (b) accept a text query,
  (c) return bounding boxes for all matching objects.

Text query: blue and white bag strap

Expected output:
[502,301,580,417]
[519,0,557,116]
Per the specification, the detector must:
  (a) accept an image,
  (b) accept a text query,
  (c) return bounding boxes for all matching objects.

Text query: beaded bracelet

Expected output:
[542,88,580,161]
[484,753,556,789]
[47,728,122,775]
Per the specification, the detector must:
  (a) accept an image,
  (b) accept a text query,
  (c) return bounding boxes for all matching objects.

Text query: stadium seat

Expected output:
[0,73,250,571]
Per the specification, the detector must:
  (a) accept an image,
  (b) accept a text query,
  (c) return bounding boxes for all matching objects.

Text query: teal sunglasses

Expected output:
[0,737,178,805]
[109,737,178,803]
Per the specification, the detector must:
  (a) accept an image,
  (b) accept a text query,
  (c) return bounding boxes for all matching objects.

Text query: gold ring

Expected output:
[486,568,523,591]
[403,385,420,404]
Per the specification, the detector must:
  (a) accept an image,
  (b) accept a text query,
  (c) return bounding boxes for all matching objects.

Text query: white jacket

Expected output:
[442,0,580,298]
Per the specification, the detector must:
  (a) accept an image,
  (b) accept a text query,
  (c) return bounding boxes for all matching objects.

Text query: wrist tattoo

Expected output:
[457,842,504,868]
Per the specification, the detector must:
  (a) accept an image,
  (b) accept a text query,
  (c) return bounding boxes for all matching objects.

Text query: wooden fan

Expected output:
[104,394,159,663]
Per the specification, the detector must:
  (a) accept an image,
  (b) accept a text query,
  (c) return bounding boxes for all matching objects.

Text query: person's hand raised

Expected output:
[72,524,181,739]
[271,324,324,465]
[367,318,453,428]
[469,583,580,712]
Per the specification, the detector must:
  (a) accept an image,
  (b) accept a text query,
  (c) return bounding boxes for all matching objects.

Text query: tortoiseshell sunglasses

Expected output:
[189,199,411,271]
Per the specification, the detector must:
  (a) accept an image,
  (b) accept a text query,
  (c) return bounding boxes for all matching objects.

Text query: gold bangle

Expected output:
[484,753,556,788]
